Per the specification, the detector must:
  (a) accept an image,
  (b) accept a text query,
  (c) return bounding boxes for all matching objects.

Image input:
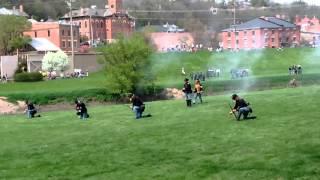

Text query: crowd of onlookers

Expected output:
[43,69,89,80]
[190,72,206,81]
[288,65,302,75]
[188,68,222,81]
[207,68,221,78]
[162,44,207,53]
[187,67,251,80]
[230,69,250,79]
[0,74,8,83]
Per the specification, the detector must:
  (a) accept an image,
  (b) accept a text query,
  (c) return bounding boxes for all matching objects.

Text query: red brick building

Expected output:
[24,21,80,51]
[60,0,134,44]
[220,17,300,50]
[295,15,320,46]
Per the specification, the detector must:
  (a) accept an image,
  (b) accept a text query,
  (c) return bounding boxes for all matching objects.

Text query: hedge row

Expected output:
[4,73,320,105]
[14,72,43,82]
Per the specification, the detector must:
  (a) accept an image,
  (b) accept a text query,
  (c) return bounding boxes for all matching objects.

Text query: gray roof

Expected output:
[61,8,134,20]
[0,7,28,17]
[265,17,296,28]
[29,38,61,52]
[222,17,297,31]
[62,8,110,18]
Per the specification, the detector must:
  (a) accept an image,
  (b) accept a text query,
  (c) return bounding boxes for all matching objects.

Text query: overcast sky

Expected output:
[274,0,320,5]
[218,0,320,5]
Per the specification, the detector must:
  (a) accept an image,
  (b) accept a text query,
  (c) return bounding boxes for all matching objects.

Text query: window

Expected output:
[35,31,37,37]
[73,30,76,36]
[244,31,247,36]
[293,37,296,41]
[228,32,231,37]
[235,32,239,36]
[74,41,77,47]
[227,40,231,48]
[101,22,103,28]
[236,40,239,44]
[62,30,65,36]
[252,31,255,35]
[272,30,275,34]
[85,21,87,28]
[67,30,71,36]
[62,41,66,47]
[271,38,275,42]
[79,22,82,28]
[48,30,50,37]
[286,37,289,42]
[68,41,71,47]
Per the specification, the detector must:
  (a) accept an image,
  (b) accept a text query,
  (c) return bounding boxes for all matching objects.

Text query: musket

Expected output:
[228,103,238,120]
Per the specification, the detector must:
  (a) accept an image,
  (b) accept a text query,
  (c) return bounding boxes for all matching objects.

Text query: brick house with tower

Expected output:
[61,0,135,44]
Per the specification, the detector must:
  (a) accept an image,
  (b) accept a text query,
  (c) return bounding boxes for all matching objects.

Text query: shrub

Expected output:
[14,60,28,74]
[14,72,43,82]
[98,33,155,94]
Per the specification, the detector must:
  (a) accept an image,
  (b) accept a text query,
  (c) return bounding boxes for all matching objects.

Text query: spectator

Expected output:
[193,79,203,104]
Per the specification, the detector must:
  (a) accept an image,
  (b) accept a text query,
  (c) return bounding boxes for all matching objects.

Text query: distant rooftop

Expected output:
[0,7,28,17]
[61,7,134,19]
[29,38,61,52]
[222,17,297,31]
[28,19,78,26]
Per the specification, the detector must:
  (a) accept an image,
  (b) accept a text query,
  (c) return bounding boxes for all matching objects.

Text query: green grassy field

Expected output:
[1,86,320,179]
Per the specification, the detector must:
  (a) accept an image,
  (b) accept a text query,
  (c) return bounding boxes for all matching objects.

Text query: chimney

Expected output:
[19,4,24,13]
[80,7,84,15]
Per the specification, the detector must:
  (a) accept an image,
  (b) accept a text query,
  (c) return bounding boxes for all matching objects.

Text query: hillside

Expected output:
[0,48,320,104]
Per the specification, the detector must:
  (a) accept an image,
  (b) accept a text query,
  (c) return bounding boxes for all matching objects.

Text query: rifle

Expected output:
[228,103,238,120]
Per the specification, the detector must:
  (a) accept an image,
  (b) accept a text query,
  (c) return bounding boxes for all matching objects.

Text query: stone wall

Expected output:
[0,56,18,78]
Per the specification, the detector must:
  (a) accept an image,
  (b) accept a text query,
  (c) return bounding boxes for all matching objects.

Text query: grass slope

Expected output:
[1,48,320,95]
[1,86,320,179]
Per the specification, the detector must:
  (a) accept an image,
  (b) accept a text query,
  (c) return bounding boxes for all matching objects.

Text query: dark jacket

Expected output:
[27,103,36,111]
[76,102,87,113]
[233,98,249,110]
[132,96,143,107]
[183,82,193,94]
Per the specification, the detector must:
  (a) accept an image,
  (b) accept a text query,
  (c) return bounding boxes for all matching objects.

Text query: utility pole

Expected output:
[90,15,94,47]
[67,0,75,70]
[233,0,236,25]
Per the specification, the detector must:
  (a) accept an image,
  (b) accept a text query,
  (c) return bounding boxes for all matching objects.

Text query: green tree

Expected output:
[9,36,31,55]
[0,15,31,55]
[250,0,270,7]
[98,34,154,94]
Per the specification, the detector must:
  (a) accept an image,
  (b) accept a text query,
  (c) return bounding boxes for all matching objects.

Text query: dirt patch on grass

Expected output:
[163,88,185,99]
[0,97,26,115]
